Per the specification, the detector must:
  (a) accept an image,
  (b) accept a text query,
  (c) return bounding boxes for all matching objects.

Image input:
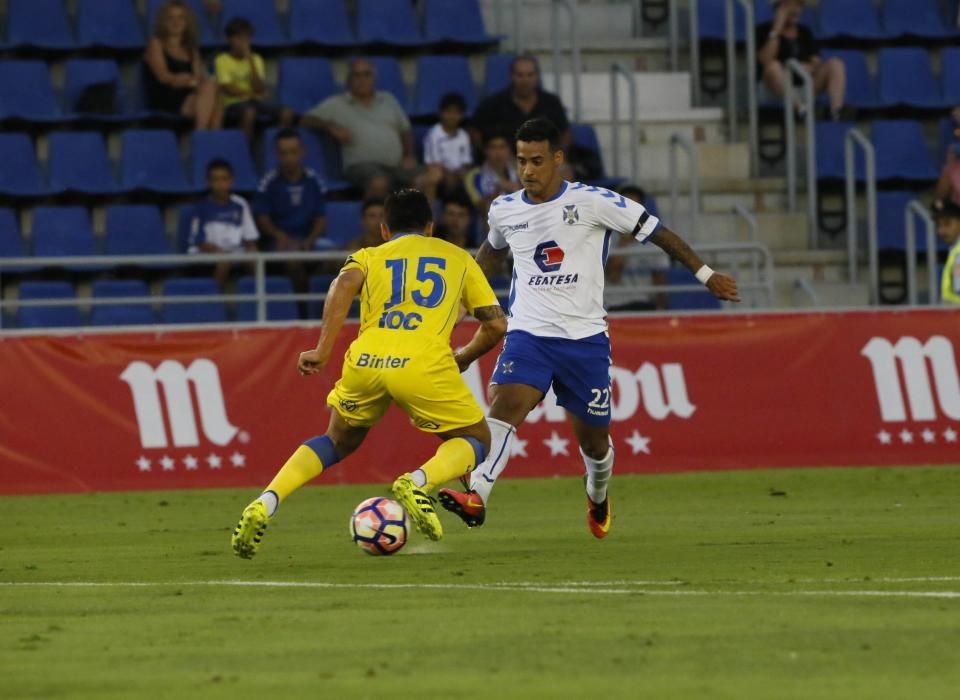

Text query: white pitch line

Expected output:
[1,581,959,599]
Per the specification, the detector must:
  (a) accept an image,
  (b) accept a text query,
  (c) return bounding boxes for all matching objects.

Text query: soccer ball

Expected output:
[350,497,408,555]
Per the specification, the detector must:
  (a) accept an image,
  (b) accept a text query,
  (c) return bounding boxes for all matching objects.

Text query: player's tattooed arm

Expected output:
[454,305,507,373]
[475,240,510,280]
[299,268,365,376]
[649,226,741,302]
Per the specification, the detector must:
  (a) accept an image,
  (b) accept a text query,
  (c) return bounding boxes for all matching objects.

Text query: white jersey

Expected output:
[488,181,660,339]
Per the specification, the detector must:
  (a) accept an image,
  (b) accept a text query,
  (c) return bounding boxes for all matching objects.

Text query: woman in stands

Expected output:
[143,0,223,130]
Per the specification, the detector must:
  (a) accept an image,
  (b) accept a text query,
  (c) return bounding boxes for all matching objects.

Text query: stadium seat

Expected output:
[121,130,194,194]
[48,132,119,195]
[818,0,886,40]
[0,134,49,196]
[820,51,878,110]
[0,61,62,122]
[411,56,477,117]
[288,0,356,46]
[422,0,500,46]
[666,268,722,311]
[31,206,103,272]
[938,117,959,165]
[4,0,76,50]
[0,208,35,274]
[77,0,144,50]
[367,56,409,110]
[941,48,960,110]
[881,0,955,38]
[872,120,938,181]
[176,204,196,253]
[874,191,945,252]
[146,0,219,48]
[571,124,624,190]
[324,201,363,248]
[104,205,172,258]
[697,0,749,41]
[308,274,335,317]
[277,58,339,114]
[63,59,134,120]
[356,0,425,47]
[190,130,258,191]
[483,54,515,96]
[220,0,291,47]
[15,281,82,329]
[262,127,329,178]
[90,279,155,327]
[877,48,944,110]
[815,121,859,180]
[752,0,815,28]
[235,276,299,321]
[161,278,228,324]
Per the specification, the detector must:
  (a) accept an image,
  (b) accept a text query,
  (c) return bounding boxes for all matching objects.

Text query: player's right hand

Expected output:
[298,349,328,376]
[707,273,741,302]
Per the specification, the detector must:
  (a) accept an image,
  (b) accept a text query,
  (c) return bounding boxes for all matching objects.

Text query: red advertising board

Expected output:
[1,309,959,495]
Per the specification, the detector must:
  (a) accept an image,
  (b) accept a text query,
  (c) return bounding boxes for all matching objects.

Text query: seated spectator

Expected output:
[934,108,960,210]
[188,158,259,287]
[936,202,960,305]
[756,0,846,120]
[143,0,222,130]
[605,185,669,312]
[435,196,475,249]
[471,55,571,149]
[215,18,294,143]
[301,59,419,198]
[465,132,520,233]
[423,93,473,200]
[347,198,386,251]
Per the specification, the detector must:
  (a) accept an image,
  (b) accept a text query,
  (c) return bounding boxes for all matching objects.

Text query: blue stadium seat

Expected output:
[412,56,477,117]
[881,0,955,38]
[422,0,499,46]
[277,58,339,114]
[64,59,136,120]
[5,0,75,50]
[48,132,119,195]
[324,201,363,248]
[818,0,886,40]
[308,274,335,318]
[31,206,103,272]
[220,0,291,47]
[356,0,425,47]
[0,61,63,122]
[815,122,859,180]
[367,56,409,110]
[146,0,219,48]
[190,130,258,191]
[235,276,298,321]
[941,48,960,110]
[0,209,35,274]
[872,120,938,181]
[90,279,155,327]
[176,204,196,253]
[161,278,228,324]
[666,268,722,311]
[0,134,49,196]
[876,191,917,250]
[571,124,624,190]
[77,0,144,49]
[288,0,356,46]
[15,281,82,329]
[820,51,878,110]
[938,117,959,165]
[483,54,515,96]
[753,1,814,27]
[121,129,194,194]
[697,0,748,41]
[104,205,172,258]
[877,48,944,110]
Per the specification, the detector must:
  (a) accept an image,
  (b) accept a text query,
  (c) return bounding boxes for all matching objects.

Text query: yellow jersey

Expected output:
[214,52,266,107]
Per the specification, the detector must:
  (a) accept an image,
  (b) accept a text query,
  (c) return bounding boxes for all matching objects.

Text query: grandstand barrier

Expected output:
[845,128,878,303]
[784,58,818,247]
[610,62,639,183]
[2,308,959,495]
[904,200,938,306]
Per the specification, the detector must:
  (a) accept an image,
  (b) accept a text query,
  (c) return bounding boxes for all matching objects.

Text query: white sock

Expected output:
[582,441,614,504]
[258,490,279,517]
[410,469,427,488]
[469,418,516,505]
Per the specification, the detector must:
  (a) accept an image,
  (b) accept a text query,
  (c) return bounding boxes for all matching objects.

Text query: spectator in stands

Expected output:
[435,196,475,249]
[301,59,419,197]
[935,202,960,305]
[188,158,259,287]
[348,198,386,251]
[605,185,669,311]
[423,93,473,199]
[934,108,960,209]
[215,17,294,143]
[143,0,222,130]
[471,55,571,149]
[465,131,520,232]
[756,0,846,120]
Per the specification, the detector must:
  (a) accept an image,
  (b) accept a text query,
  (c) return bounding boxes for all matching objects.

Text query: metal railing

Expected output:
[904,200,938,306]
[610,62,639,183]
[784,59,817,248]
[669,132,701,239]
[550,0,582,122]
[731,203,760,281]
[844,128,877,303]
[725,0,758,175]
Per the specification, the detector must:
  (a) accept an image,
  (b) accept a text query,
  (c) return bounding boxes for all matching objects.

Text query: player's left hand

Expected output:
[298,349,328,376]
[707,273,741,302]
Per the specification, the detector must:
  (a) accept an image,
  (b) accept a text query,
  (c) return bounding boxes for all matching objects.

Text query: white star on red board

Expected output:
[230,452,246,468]
[921,429,936,444]
[899,430,914,445]
[183,455,198,470]
[543,431,570,457]
[624,430,651,455]
[944,427,958,443]
[207,453,222,469]
[510,438,528,458]
[160,456,175,471]
[136,456,151,472]
[876,430,892,445]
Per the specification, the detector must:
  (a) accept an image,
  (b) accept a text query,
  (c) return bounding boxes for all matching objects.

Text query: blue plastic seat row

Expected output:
[815,120,939,182]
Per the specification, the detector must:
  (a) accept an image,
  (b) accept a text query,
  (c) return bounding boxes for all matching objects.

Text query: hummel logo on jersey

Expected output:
[505,222,529,231]
[534,240,565,273]
[562,205,579,225]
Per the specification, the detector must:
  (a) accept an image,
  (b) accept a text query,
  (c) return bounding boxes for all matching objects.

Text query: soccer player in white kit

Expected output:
[439,118,740,537]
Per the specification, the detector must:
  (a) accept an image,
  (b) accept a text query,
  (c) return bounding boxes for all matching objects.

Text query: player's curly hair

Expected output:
[384,189,433,233]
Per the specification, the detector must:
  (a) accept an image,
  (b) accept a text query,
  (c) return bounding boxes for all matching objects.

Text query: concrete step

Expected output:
[481,0,638,44]
[623,141,751,185]
[646,177,795,214]
[691,212,809,250]
[592,112,728,154]
[542,71,693,121]
[776,280,872,309]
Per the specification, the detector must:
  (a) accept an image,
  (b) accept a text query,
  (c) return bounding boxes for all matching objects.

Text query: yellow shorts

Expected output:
[326,338,484,433]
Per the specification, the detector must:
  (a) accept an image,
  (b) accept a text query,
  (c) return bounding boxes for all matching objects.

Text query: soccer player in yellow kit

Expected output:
[232,189,507,556]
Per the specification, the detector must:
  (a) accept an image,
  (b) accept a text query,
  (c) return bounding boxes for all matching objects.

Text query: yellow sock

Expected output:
[417,437,482,492]
[264,442,329,508]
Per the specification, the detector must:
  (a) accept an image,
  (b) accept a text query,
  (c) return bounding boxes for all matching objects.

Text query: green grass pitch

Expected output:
[2,466,959,699]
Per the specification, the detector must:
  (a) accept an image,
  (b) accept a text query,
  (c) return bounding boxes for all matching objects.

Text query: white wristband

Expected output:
[695,265,715,285]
